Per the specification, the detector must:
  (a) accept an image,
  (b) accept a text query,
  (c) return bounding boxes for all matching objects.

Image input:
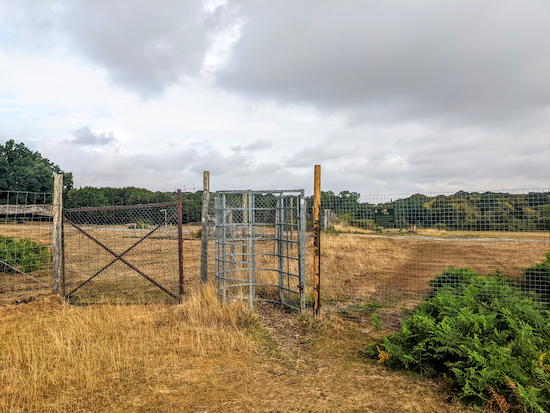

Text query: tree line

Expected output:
[310,190,550,231]
[3,140,550,230]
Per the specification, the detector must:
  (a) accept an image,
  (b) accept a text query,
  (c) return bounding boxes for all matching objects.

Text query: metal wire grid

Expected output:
[64,200,202,303]
[214,190,306,311]
[0,190,54,304]
[317,190,550,317]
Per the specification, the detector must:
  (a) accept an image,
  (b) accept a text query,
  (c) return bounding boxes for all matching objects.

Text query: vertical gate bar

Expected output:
[242,193,247,263]
[290,197,294,252]
[222,193,227,301]
[299,190,306,312]
[178,189,184,300]
[248,191,254,311]
[313,165,321,316]
[215,194,220,295]
[285,197,290,306]
[228,209,235,275]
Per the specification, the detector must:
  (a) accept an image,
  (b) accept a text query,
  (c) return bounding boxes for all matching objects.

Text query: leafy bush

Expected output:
[523,252,550,302]
[428,267,479,297]
[434,222,448,230]
[365,270,550,412]
[0,235,50,274]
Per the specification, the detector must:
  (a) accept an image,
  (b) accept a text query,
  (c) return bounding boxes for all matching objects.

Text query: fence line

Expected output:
[313,189,550,319]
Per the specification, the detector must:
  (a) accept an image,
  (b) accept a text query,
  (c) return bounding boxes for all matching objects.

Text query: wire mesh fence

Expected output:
[0,190,54,304]
[64,197,203,304]
[312,189,550,319]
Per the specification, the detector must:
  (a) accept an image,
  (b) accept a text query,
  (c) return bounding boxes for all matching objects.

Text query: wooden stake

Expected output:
[313,165,321,316]
[52,174,63,295]
[200,171,210,284]
[177,189,184,299]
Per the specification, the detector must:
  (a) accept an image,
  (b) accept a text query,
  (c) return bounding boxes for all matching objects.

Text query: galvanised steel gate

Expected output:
[215,190,306,311]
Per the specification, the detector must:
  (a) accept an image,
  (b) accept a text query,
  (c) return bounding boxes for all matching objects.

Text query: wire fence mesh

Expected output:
[313,189,550,320]
[0,190,54,304]
[64,196,204,304]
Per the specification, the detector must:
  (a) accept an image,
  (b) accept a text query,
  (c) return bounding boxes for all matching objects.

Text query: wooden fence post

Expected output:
[177,189,184,299]
[200,171,210,284]
[313,165,321,316]
[52,174,63,295]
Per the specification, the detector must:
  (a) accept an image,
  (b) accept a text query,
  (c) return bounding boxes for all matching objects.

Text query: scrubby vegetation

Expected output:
[0,235,49,274]
[523,252,550,303]
[365,268,550,412]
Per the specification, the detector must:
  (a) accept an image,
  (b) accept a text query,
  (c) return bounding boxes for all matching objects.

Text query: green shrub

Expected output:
[0,235,50,274]
[428,267,479,297]
[365,270,550,412]
[523,252,550,302]
[434,222,447,230]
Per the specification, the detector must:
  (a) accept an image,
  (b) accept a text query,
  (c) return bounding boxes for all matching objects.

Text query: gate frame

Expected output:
[63,198,185,302]
[214,189,306,312]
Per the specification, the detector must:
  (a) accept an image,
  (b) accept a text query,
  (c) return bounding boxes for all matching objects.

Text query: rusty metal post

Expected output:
[178,189,184,299]
[313,165,321,316]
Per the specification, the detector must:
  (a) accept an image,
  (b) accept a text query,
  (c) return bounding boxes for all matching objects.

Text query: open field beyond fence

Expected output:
[2,221,548,312]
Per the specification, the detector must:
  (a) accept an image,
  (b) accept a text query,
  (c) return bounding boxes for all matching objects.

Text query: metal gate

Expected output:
[64,202,183,303]
[214,190,306,311]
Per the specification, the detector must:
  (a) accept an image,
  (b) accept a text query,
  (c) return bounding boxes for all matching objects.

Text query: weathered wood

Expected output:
[52,174,63,295]
[0,205,54,216]
[200,171,210,284]
[178,189,184,299]
[313,165,321,316]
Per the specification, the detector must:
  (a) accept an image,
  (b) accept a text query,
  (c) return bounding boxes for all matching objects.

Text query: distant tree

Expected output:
[0,140,73,194]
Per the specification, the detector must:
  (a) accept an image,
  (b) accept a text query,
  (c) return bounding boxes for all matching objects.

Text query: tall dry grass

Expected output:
[0,283,256,412]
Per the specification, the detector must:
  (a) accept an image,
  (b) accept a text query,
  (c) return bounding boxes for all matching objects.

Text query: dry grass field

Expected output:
[2,222,548,411]
[319,232,549,304]
[0,285,475,413]
[2,221,549,308]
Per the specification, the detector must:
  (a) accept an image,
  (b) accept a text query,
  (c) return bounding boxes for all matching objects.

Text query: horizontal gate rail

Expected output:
[66,202,177,213]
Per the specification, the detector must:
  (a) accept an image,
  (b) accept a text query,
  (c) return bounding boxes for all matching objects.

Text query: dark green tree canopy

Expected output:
[0,139,73,193]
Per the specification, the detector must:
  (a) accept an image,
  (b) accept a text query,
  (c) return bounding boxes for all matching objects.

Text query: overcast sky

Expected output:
[1,0,549,196]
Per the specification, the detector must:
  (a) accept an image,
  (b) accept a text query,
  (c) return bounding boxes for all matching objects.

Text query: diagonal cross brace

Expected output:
[65,213,179,299]
[0,259,49,287]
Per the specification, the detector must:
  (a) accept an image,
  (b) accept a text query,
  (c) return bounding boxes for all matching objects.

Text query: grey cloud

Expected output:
[230,139,272,152]
[69,126,117,146]
[220,0,550,126]
[6,0,238,97]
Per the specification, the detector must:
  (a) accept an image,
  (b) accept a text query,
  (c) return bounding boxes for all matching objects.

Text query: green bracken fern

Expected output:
[365,268,550,412]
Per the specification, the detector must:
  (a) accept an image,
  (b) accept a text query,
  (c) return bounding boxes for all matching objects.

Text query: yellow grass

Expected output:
[0,286,474,412]
[0,284,257,412]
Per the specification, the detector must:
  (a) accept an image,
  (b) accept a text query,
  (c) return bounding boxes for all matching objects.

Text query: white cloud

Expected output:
[1,0,549,197]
